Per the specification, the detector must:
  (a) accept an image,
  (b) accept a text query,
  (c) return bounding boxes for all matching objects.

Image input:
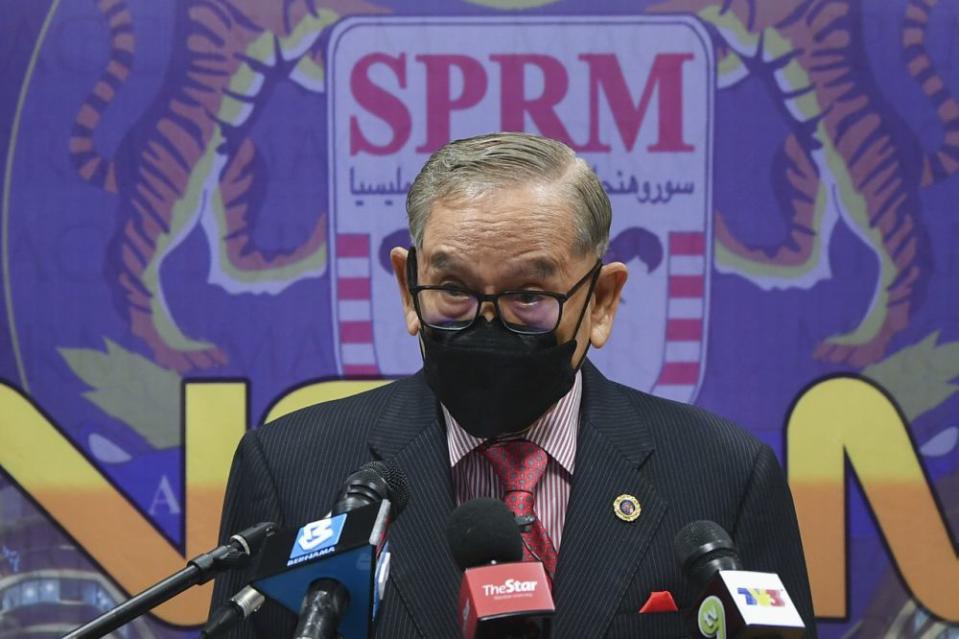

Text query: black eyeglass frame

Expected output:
[406,246,603,335]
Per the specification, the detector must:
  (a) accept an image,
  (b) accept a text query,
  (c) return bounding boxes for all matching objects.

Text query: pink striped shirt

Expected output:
[444,371,582,551]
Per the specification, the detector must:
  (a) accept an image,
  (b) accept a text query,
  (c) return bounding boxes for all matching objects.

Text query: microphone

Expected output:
[204,461,408,638]
[674,521,806,639]
[202,585,265,638]
[447,498,555,639]
[64,521,276,639]
[291,462,409,638]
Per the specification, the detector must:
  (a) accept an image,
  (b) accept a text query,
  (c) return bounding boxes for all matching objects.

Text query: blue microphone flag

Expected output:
[251,500,391,639]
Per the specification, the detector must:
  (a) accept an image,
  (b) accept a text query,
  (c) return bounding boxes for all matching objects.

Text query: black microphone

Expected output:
[202,585,265,638]
[674,521,806,638]
[64,521,276,639]
[448,498,554,639]
[331,460,409,515]
[674,520,742,589]
[204,461,408,638]
[295,578,350,639]
[291,462,408,639]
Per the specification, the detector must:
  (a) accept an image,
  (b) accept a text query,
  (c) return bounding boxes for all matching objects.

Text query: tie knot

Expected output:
[480,439,549,494]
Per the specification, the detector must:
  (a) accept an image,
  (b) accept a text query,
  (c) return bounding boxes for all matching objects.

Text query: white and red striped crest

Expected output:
[327,15,714,403]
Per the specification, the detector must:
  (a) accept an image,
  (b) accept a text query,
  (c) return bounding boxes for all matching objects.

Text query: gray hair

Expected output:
[405,132,612,257]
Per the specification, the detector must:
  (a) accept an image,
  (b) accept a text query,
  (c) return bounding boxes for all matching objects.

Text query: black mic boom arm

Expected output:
[63,521,277,639]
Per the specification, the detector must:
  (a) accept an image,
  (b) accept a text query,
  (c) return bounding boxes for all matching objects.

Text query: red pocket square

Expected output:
[639,590,679,614]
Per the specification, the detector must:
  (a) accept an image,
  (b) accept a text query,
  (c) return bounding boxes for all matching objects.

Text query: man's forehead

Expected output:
[425,183,576,237]
[414,180,588,281]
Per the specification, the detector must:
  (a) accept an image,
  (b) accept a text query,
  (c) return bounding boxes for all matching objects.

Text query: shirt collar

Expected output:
[445,370,582,474]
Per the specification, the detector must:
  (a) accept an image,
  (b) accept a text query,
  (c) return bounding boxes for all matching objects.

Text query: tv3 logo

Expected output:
[737,587,786,607]
[290,514,346,560]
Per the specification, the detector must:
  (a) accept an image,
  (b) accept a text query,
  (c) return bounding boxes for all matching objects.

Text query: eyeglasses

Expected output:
[407,247,602,335]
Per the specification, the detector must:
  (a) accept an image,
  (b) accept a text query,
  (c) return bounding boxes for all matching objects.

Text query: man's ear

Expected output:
[589,262,628,348]
[390,247,420,336]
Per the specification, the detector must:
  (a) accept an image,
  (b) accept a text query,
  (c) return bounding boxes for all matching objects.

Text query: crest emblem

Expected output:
[327,15,713,401]
[613,494,642,522]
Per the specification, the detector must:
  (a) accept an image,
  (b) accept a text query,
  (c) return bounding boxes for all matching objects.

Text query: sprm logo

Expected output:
[482,578,539,597]
[289,514,346,561]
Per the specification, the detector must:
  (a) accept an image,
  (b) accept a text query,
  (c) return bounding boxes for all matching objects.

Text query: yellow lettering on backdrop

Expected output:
[0,380,246,625]
[787,376,959,621]
[0,378,390,626]
[5,373,958,624]
[265,379,391,422]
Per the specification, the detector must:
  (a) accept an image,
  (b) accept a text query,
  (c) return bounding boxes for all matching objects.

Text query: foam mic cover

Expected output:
[674,521,805,639]
[448,498,553,639]
[674,520,742,589]
[334,461,410,516]
[447,498,524,571]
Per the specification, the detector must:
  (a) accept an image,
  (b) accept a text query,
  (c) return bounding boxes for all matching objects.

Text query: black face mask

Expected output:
[422,320,581,439]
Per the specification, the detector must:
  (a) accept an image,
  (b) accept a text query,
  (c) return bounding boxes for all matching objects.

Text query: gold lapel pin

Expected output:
[613,494,641,522]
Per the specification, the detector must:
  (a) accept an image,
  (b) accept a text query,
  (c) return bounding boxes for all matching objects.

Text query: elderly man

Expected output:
[210,132,816,637]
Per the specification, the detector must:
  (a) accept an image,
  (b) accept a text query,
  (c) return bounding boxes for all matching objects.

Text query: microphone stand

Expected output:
[66,563,217,639]
[64,522,276,639]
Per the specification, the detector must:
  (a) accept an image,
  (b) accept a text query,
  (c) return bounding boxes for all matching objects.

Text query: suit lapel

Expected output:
[365,365,670,637]
[367,373,461,637]
[552,362,668,638]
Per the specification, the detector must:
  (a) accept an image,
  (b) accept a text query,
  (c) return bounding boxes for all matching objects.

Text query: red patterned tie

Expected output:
[480,439,558,576]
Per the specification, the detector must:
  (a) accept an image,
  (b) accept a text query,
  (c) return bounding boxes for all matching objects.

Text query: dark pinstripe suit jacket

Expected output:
[210,362,816,638]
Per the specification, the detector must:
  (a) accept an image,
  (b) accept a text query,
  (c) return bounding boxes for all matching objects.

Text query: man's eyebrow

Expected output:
[511,257,558,281]
[428,251,559,281]
[428,250,463,272]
